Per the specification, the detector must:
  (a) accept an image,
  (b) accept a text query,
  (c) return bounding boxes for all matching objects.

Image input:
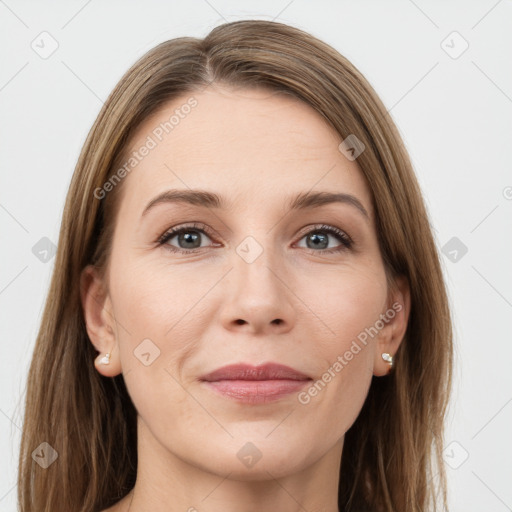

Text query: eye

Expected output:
[157,222,353,255]
[157,222,216,253]
[295,224,353,253]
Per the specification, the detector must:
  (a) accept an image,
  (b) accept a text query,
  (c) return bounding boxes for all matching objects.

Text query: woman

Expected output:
[18,19,453,512]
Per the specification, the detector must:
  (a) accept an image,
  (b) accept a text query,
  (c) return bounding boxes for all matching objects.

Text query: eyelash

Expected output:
[156,222,354,255]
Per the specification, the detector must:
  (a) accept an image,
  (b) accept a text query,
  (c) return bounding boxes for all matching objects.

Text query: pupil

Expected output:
[180,231,200,248]
[308,232,328,249]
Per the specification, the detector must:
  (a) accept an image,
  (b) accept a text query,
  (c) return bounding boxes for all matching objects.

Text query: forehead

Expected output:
[117,85,373,218]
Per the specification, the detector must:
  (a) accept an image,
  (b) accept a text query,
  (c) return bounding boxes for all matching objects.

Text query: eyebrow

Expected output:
[141,189,370,222]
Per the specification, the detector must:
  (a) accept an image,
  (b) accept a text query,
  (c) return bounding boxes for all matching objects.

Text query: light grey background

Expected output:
[1,1,511,510]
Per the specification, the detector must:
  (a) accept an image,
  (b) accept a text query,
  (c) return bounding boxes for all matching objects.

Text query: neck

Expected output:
[121,418,343,512]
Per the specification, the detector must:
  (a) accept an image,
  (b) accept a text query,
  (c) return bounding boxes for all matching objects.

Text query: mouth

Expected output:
[199,363,312,404]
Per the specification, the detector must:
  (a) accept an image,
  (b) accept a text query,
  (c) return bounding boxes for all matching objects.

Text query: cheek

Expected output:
[293,265,385,428]
[106,253,191,389]
[109,252,212,340]
[296,261,387,348]
[109,258,202,431]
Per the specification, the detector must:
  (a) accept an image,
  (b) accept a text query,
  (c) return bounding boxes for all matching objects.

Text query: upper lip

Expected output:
[200,363,311,382]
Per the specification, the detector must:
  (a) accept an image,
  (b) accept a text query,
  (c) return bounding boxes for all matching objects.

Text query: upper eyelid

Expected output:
[165,222,213,236]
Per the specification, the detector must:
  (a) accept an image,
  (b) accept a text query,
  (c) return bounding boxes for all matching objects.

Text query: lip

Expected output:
[200,362,311,382]
[199,363,312,404]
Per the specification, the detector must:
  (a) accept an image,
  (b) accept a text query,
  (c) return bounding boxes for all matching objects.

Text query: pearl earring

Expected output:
[99,352,111,365]
[381,352,393,371]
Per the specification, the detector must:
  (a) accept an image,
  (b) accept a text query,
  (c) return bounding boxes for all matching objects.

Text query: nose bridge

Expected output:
[233,231,283,297]
[219,230,296,333]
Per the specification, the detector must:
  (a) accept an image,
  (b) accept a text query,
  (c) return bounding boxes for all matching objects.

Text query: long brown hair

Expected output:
[18,19,453,511]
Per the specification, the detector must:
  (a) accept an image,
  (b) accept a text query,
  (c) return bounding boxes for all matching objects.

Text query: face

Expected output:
[83,84,408,480]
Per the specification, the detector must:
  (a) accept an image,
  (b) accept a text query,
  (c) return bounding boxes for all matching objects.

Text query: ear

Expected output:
[80,264,122,377]
[373,274,411,377]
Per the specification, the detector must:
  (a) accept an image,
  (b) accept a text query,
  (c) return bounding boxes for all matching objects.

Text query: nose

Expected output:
[219,244,296,335]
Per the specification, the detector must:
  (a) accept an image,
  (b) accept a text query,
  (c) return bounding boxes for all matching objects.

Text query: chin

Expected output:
[186,440,310,481]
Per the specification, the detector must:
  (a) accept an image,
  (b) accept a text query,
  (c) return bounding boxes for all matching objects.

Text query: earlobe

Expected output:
[80,265,122,377]
[93,349,122,377]
[373,275,411,377]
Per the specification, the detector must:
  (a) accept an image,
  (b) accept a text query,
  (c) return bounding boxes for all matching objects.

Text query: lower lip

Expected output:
[202,379,310,404]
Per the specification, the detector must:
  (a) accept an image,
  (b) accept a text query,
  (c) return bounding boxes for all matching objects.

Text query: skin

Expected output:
[81,84,410,512]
